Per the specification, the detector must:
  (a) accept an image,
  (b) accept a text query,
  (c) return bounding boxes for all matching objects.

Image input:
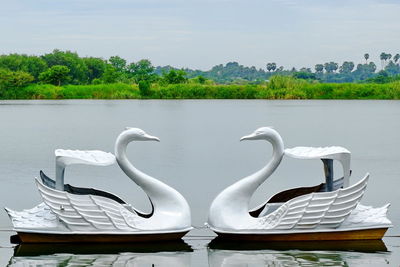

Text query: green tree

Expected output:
[108,56,127,72]
[0,54,48,80]
[266,63,273,72]
[324,62,338,73]
[127,59,156,83]
[266,62,277,72]
[339,61,355,73]
[380,52,389,69]
[293,72,316,80]
[83,57,107,82]
[197,75,207,84]
[42,49,88,84]
[138,80,151,97]
[0,54,23,71]
[0,69,34,97]
[23,56,49,80]
[101,65,119,83]
[39,65,70,86]
[368,62,377,72]
[315,64,324,73]
[162,69,188,84]
[353,62,377,80]
[367,70,391,83]
[385,61,400,75]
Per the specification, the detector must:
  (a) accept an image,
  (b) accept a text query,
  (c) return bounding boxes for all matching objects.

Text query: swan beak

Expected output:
[240,133,256,141]
[145,134,160,142]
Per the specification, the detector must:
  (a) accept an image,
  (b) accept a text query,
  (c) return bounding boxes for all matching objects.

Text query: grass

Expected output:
[4,76,400,100]
[16,83,140,99]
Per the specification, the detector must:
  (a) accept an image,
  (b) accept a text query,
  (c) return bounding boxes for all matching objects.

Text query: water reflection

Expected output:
[8,241,192,267]
[4,238,395,267]
[208,238,388,252]
[208,239,390,267]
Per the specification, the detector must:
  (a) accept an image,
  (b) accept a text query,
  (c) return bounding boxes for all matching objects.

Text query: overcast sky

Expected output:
[1,0,399,70]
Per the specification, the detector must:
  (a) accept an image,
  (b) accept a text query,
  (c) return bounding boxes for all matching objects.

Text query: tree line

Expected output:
[263,52,399,83]
[1,49,400,98]
[0,50,193,97]
[154,53,400,84]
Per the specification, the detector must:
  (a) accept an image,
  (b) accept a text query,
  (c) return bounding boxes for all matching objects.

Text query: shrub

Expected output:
[138,80,151,97]
[18,84,60,99]
[0,68,34,98]
[92,78,102,85]
[162,69,188,84]
[268,75,306,90]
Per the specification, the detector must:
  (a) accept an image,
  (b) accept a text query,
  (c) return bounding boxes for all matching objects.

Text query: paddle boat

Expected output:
[5,128,192,243]
[207,127,392,241]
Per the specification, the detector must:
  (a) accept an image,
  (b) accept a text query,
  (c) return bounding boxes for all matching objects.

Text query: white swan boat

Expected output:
[207,127,392,241]
[5,128,192,243]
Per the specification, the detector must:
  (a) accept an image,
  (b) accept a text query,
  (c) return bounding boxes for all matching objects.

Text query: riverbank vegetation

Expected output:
[0,50,400,99]
[11,76,400,100]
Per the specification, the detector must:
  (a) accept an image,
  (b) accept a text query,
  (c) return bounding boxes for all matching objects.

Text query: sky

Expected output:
[1,0,400,70]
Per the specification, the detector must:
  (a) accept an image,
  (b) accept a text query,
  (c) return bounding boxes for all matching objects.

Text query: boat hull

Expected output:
[13,230,190,244]
[213,228,388,241]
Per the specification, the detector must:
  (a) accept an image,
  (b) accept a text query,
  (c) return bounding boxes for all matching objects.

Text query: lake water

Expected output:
[0,100,399,266]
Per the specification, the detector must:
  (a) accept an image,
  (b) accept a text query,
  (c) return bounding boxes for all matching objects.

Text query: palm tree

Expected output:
[324,62,338,73]
[380,52,388,69]
[315,64,324,73]
[364,53,369,64]
[340,61,355,73]
[266,63,276,72]
[271,63,277,72]
[324,63,330,73]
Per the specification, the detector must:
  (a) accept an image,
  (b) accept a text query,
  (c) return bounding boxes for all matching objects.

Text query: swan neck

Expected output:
[114,131,191,229]
[225,133,285,200]
[114,134,156,188]
[252,134,285,186]
[114,132,186,209]
[208,130,284,229]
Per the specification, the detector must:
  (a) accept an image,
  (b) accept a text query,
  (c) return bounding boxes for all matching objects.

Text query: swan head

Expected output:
[240,127,280,142]
[122,127,160,142]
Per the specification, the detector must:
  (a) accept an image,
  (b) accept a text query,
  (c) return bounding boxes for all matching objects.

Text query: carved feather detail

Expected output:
[5,203,58,229]
[253,174,369,230]
[35,178,141,232]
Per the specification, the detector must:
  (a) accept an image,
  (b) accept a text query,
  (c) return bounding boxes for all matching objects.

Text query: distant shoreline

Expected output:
[2,81,399,100]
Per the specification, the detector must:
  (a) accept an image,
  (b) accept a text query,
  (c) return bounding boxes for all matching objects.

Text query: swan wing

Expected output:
[258,173,369,230]
[35,178,140,232]
[5,203,58,229]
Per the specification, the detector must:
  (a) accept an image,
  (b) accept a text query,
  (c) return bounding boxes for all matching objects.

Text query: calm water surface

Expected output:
[0,100,399,266]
